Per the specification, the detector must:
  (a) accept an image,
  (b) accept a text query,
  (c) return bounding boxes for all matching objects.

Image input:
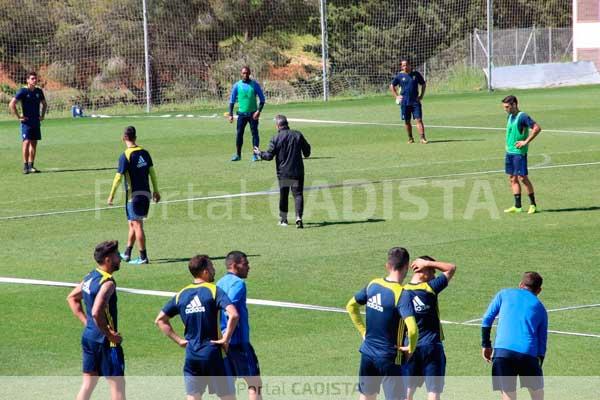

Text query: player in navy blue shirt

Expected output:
[228,66,266,162]
[401,256,457,400]
[346,247,419,400]
[9,71,47,174]
[390,59,428,144]
[481,272,547,400]
[156,255,239,400]
[108,126,160,264]
[217,251,263,400]
[67,240,125,400]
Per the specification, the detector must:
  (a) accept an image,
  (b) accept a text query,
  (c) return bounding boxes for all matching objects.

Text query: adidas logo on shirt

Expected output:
[366,293,384,312]
[82,278,92,294]
[185,295,205,314]
[412,295,430,312]
[137,155,147,168]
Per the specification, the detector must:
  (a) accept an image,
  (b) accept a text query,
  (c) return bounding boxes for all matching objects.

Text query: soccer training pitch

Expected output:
[1,85,599,398]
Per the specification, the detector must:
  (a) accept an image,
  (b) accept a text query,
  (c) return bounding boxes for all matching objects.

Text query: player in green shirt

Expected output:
[502,95,542,214]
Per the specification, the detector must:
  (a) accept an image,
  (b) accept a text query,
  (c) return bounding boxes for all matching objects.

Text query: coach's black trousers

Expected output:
[279,177,304,219]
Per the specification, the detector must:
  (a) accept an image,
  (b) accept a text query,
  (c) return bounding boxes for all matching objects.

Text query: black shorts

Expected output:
[403,343,446,393]
[492,354,544,392]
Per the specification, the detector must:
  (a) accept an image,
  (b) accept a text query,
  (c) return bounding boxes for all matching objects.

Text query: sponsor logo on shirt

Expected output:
[412,295,430,312]
[82,279,92,295]
[367,293,384,312]
[185,295,205,314]
[137,155,148,168]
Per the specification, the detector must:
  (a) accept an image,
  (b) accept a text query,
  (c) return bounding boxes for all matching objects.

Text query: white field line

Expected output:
[2,160,600,221]
[462,303,600,324]
[1,276,599,339]
[286,117,600,136]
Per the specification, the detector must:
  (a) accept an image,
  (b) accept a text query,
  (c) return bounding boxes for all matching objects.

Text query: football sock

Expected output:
[24,162,28,170]
[514,194,522,208]
[27,162,33,169]
[528,193,536,206]
[124,246,133,258]
[140,249,147,260]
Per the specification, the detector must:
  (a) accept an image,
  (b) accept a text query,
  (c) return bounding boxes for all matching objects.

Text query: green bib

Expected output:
[237,80,258,113]
[506,112,528,155]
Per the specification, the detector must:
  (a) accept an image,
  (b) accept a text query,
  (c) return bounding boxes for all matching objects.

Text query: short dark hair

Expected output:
[418,255,436,262]
[241,66,251,73]
[189,255,212,278]
[94,240,119,264]
[226,251,247,267]
[502,95,518,105]
[387,247,409,270]
[27,71,38,79]
[123,126,136,140]
[275,114,289,129]
[522,271,543,292]
[400,58,411,65]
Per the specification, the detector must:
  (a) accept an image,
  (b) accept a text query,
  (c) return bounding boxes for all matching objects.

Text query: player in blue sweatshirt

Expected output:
[481,272,547,400]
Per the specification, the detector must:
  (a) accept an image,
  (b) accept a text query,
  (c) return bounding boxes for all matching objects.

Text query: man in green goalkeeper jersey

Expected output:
[502,95,542,214]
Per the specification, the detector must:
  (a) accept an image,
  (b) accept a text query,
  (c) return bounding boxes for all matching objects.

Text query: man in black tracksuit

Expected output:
[254,115,311,229]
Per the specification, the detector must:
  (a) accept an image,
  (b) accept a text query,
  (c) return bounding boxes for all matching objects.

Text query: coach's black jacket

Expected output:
[259,128,311,179]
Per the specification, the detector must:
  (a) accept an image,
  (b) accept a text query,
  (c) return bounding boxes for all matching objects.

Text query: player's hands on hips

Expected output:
[398,346,413,361]
[153,192,161,203]
[253,146,261,155]
[19,116,28,122]
[108,330,123,345]
[228,114,234,123]
[252,111,260,120]
[482,347,493,363]
[210,337,230,352]
[395,96,402,104]
[107,196,114,206]
[177,338,188,348]
[515,140,527,148]
[411,258,429,272]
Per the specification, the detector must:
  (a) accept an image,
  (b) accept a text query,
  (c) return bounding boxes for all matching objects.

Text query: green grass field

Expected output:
[1,85,599,398]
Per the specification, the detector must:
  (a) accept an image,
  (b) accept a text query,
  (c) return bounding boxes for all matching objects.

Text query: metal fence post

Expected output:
[487,0,493,91]
[319,0,329,101]
[142,0,151,113]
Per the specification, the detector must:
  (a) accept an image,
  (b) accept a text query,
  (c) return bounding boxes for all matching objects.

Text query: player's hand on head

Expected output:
[153,192,161,203]
[411,258,428,272]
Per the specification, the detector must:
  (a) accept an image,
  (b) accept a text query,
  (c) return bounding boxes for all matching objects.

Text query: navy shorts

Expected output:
[403,343,446,393]
[21,124,41,141]
[505,153,528,176]
[492,355,544,392]
[358,353,405,399]
[81,337,125,376]
[126,195,150,221]
[400,103,423,122]
[224,343,261,377]
[183,355,235,397]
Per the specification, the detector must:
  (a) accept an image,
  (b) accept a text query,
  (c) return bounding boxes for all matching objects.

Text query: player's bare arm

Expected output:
[412,258,456,280]
[9,98,26,121]
[67,283,87,326]
[419,82,426,101]
[516,123,542,148]
[155,311,188,348]
[91,281,122,344]
[211,303,239,352]
[40,98,48,121]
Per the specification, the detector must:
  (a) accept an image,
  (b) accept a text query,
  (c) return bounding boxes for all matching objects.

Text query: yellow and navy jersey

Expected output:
[162,283,232,360]
[117,146,153,200]
[354,278,414,359]
[401,274,448,346]
[81,268,118,344]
